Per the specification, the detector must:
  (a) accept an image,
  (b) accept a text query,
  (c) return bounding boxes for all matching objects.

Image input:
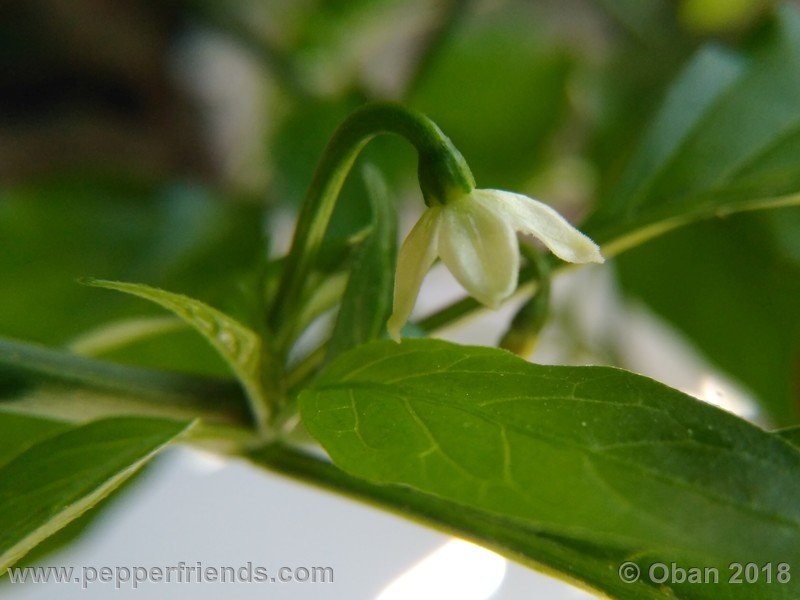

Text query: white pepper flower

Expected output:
[387,189,603,340]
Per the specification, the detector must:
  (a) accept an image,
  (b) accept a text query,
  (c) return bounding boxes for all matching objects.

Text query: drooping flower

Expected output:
[387,189,603,341]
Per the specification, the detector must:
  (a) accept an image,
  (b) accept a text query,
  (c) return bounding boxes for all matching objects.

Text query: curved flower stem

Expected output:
[417,253,568,333]
[267,102,474,351]
[499,245,552,356]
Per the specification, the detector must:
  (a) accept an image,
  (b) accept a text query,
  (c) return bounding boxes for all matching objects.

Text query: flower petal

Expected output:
[438,194,519,308]
[387,206,442,341]
[472,189,604,264]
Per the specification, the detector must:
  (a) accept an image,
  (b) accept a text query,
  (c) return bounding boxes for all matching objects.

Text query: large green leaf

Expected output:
[300,339,800,598]
[585,5,800,255]
[0,415,150,574]
[617,212,800,424]
[0,413,69,467]
[0,417,190,571]
[776,425,800,448]
[326,166,397,362]
[250,442,666,600]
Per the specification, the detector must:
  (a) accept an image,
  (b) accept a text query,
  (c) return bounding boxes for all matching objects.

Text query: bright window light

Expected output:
[377,538,507,600]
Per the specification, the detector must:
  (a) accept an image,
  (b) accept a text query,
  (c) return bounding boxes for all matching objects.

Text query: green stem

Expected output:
[286,345,326,391]
[267,102,474,347]
[417,294,481,333]
[418,253,572,334]
[500,245,552,356]
[0,336,251,428]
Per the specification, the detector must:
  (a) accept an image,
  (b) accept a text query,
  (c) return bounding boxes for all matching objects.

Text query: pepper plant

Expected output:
[2,2,800,599]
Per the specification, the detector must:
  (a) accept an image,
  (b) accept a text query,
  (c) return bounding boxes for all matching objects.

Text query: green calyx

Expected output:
[417,142,474,207]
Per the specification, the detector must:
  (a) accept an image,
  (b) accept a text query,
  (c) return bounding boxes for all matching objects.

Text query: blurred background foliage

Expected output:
[1,0,798,422]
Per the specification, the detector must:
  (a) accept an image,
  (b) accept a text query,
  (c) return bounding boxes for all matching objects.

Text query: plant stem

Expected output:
[286,345,326,391]
[500,245,552,356]
[267,102,473,349]
[0,337,250,428]
[418,258,548,333]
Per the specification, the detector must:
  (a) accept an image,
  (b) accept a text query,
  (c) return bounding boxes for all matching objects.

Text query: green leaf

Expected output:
[0,417,191,571]
[4,472,148,575]
[300,339,800,598]
[250,442,667,600]
[586,6,800,256]
[0,413,69,467]
[67,316,186,357]
[326,166,397,362]
[775,426,800,448]
[0,415,150,571]
[86,280,271,429]
[617,212,800,424]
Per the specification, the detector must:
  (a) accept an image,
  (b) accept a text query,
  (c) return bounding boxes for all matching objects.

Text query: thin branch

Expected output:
[0,336,250,426]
